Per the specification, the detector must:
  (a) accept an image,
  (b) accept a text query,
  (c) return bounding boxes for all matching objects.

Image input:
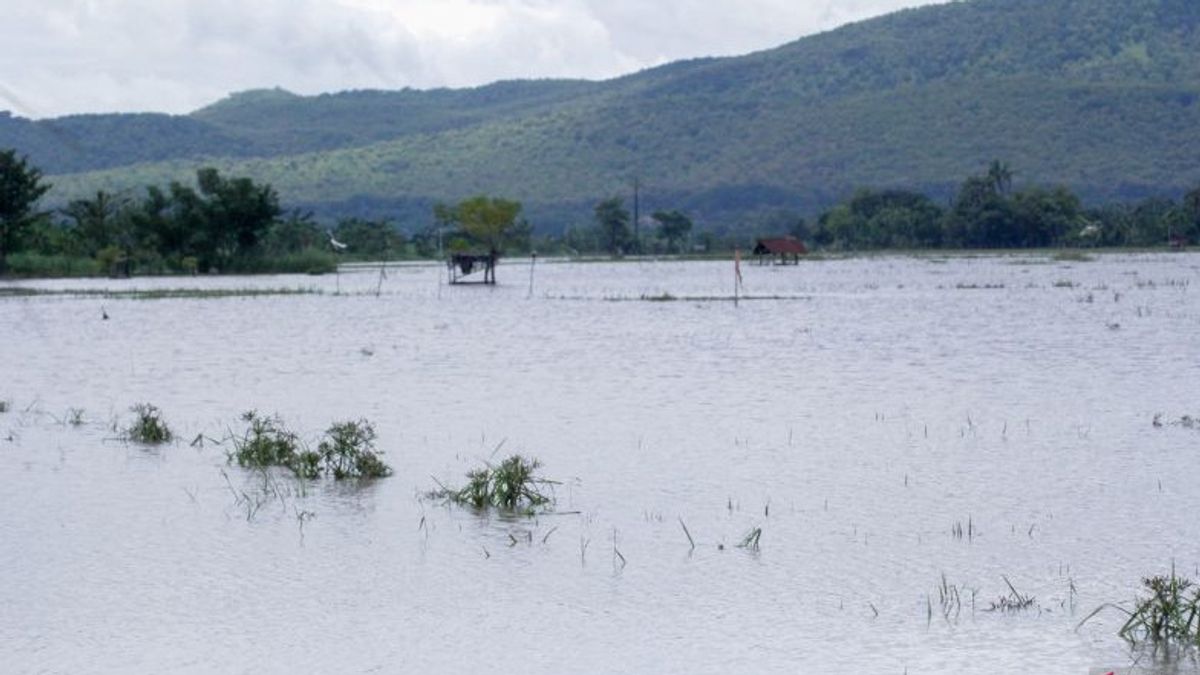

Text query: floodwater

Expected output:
[2,252,1199,674]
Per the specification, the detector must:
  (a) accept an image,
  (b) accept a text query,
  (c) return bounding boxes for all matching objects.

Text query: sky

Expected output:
[0,0,941,119]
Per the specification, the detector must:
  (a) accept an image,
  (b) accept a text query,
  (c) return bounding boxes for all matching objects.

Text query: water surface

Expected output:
[2,253,1199,674]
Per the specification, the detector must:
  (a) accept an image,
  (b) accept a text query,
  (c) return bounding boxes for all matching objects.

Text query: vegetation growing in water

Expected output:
[67,408,85,426]
[229,411,311,475]
[125,403,173,444]
[1080,570,1200,650]
[432,454,556,514]
[986,576,1037,613]
[317,419,391,480]
[228,412,389,480]
[738,527,763,551]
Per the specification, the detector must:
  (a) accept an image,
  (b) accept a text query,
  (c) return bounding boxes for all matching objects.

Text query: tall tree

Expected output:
[333,218,407,257]
[652,209,693,253]
[448,195,523,254]
[987,160,1014,195]
[1183,184,1200,240]
[263,209,322,255]
[0,150,51,275]
[594,197,631,257]
[196,167,280,264]
[62,190,129,256]
[132,185,189,259]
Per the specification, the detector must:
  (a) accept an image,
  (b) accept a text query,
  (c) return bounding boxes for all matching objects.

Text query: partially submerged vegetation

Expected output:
[738,526,763,551]
[317,419,391,480]
[986,576,1037,613]
[1154,413,1199,430]
[0,286,322,300]
[229,411,310,474]
[431,454,557,514]
[125,403,172,444]
[229,412,390,480]
[1081,570,1200,651]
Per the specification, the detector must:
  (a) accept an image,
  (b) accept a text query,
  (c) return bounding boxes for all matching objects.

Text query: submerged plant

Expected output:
[1123,574,1200,647]
[1079,570,1200,650]
[738,526,763,551]
[228,413,387,480]
[126,403,173,444]
[987,576,1036,612]
[230,411,308,475]
[433,454,555,513]
[317,419,391,480]
[930,573,979,622]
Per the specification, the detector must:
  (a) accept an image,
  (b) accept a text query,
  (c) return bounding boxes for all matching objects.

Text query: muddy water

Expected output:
[2,253,1199,674]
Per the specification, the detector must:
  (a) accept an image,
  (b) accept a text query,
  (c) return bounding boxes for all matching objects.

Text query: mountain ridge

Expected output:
[5,0,1200,233]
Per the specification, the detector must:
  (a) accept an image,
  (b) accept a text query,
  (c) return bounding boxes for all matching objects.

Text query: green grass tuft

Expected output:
[1121,573,1200,647]
[1079,568,1200,650]
[229,411,308,474]
[228,413,389,480]
[433,454,556,514]
[126,403,173,444]
[317,419,391,480]
[738,526,763,551]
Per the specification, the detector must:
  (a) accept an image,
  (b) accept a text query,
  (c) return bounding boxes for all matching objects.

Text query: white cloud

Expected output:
[0,0,940,118]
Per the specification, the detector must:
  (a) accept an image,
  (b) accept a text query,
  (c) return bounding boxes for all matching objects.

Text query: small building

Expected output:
[447,251,497,284]
[752,237,808,265]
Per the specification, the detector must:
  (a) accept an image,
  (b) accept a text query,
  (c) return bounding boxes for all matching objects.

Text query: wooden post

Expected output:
[528,251,537,298]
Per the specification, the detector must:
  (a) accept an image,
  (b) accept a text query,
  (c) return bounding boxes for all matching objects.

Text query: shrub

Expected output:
[230,411,305,473]
[318,419,391,479]
[1079,569,1200,649]
[433,454,555,513]
[1121,574,1200,647]
[228,413,390,480]
[126,403,172,444]
[5,252,100,277]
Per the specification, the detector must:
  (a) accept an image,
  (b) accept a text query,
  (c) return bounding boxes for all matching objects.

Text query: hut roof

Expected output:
[754,237,808,255]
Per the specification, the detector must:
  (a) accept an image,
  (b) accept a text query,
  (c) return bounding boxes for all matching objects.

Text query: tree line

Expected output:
[796,162,1200,251]
[0,149,414,276]
[2,150,1197,277]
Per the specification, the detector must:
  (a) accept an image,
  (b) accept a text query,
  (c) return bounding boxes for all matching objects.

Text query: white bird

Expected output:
[327,231,348,251]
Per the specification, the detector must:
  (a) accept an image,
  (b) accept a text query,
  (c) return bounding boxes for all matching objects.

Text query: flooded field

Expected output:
[2,252,1199,674]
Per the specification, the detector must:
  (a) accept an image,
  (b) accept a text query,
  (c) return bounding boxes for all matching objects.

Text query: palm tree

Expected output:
[987,160,1013,195]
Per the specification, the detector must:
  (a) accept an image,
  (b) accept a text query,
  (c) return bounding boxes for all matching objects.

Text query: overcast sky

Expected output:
[1,0,941,119]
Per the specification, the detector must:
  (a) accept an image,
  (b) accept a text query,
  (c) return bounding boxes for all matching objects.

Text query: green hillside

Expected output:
[11,0,1200,233]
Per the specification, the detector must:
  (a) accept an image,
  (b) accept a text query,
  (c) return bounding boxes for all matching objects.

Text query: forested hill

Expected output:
[6,0,1200,233]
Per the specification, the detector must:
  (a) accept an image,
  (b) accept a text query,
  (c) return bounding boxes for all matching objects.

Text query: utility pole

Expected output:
[632,176,641,255]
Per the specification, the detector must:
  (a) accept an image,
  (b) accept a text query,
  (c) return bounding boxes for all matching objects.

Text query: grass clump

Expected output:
[738,526,763,551]
[433,454,556,513]
[228,413,389,480]
[126,403,173,444]
[986,576,1036,612]
[0,399,9,413]
[1122,574,1200,647]
[230,411,314,476]
[317,419,391,480]
[1080,569,1200,650]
